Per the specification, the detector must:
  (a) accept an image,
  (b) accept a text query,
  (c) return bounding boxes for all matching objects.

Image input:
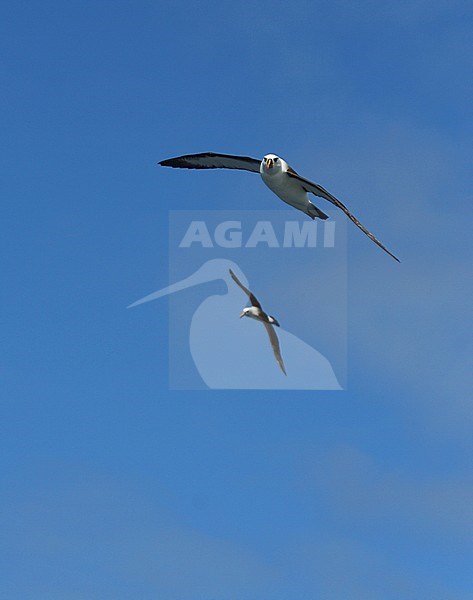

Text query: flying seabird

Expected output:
[229,268,286,375]
[159,152,399,262]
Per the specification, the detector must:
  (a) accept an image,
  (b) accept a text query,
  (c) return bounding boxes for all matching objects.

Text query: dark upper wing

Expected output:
[286,171,400,262]
[263,323,287,375]
[229,269,262,309]
[159,152,261,173]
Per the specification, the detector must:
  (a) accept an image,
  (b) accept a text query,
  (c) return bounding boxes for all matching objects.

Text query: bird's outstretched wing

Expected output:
[286,171,400,262]
[229,268,286,375]
[159,152,261,173]
[263,322,287,375]
[229,269,262,309]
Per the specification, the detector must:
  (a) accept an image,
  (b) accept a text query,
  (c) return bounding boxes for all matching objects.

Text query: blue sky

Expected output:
[1,1,472,598]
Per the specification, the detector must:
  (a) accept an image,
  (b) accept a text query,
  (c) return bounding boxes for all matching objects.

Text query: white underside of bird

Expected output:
[159,151,399,261]
[240,306,279,327]
[260,154,329,220]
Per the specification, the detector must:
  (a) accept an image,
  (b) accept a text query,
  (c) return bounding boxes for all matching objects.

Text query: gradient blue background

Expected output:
[1,1,472,598]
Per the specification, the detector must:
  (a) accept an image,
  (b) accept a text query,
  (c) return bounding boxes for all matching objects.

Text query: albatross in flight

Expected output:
[229,268,286,375]
[159,152,399,262]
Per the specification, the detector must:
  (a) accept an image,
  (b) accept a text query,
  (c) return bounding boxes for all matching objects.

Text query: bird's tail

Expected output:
[307,203,329,220]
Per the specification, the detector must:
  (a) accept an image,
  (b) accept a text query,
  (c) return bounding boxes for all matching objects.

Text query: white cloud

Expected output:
[288,116,472,436]
[287,535,469,600]
[307,445,473,539]
[0,468,277,599]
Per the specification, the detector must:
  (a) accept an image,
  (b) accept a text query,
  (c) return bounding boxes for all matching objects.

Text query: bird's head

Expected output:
[262,154,283,175]
[128,259,247,309]
[239,307,251,319]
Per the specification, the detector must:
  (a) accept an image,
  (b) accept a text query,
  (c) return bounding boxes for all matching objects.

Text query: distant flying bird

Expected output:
[159,152,399,262]
[129,259,341,389]
[229,268,286,375]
